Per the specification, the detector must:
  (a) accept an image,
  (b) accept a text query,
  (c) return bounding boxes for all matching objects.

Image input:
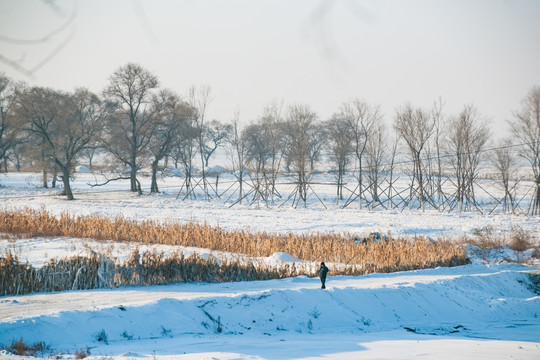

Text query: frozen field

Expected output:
[1,171,539,239]
[1,171,540,359]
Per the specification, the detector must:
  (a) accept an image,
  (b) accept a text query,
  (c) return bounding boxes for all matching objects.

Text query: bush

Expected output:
[74,347,90,359]
[2,338,50,356]
[94,329,108,345]
[508,226,533,251]
[465,225,535,252]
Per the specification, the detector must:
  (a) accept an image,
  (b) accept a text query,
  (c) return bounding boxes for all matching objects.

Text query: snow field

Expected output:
[1,172,540,359]
[1,172,539,240]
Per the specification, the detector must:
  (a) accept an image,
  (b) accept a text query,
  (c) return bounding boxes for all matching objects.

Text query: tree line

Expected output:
[0,63,539,215]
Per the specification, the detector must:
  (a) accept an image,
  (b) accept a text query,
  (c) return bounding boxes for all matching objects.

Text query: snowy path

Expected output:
[1,264,539,359]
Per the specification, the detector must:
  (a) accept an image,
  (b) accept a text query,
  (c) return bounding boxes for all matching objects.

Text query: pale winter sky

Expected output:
[1,0,539,136]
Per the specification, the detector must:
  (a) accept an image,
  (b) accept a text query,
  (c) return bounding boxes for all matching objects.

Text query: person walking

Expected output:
[319,262,329,289]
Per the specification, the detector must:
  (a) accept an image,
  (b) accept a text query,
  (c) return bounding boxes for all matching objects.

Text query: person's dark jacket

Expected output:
[320,264,329,279]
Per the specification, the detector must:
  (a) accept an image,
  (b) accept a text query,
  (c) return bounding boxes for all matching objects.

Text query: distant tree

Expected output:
[394,104,435,211]
[444,105,491,212]
[148,89,195,193]
[243,121,272,206]
[17,87,105,200]
[364,120,387,206]
[8,141,28,172]
[259,100,285,203]
[510,85,540,215]
[188,85,213,199]
[0,74,25,174]
[173,115,199,199]
[492,138,519,213]
[226,110,249,203]
[325,114,353,202]
[102,63,159,193]
[200,119,232,167]
[282,104,323,207]
[426,99,445,204]
[80,147,98,171]
[341,99,382,208]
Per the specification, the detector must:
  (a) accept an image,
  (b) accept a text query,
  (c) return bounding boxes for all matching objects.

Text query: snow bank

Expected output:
[164,168,185,177]
[1,264,538,359]
[76,165,91,174]
[270,252,299,263]
[204,165,228,175]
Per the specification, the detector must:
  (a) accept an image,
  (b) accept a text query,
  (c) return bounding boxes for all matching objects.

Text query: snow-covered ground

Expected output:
[1,172,540,359]
[1,171,538,239]
[0,263,539,359]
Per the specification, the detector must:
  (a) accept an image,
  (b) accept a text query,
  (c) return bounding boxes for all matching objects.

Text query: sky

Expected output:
[1,0,539,136]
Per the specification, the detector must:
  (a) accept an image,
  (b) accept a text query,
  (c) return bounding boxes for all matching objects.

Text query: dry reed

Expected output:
[462,225,537,252]
[0,248,319,296]
[0,208,469,295]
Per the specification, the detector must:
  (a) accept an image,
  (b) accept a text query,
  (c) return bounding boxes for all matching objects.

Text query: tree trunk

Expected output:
[532,175,540,215]
[150,160,159,193]
[238,171,243,204]
[88,152,94,171]
[52,165,58,188]
[61,171,74,200]
[42,169,48,188]
[130,166,138,192]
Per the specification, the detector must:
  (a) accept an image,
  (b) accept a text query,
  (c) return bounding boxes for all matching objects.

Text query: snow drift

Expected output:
[1,263,538,358]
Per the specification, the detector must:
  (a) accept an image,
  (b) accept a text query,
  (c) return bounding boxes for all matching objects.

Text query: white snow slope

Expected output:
[0,264,539,359]
[1,172,540,359]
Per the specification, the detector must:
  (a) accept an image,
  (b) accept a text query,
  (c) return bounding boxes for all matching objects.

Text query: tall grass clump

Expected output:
[463,225,537,252]
[0,248,320,296]
[1,338,50,356]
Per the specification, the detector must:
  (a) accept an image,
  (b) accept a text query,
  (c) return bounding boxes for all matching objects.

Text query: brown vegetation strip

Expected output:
[1,248,322,296]
[0,208,468,269]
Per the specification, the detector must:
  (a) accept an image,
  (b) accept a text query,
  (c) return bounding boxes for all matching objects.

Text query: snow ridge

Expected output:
[1,264,538,355]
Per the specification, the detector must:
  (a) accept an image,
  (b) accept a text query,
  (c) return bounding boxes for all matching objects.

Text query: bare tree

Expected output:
[148,89,195,193]
[492,138,519,213]
[188,85,213,199]
[445,105,491,212]
[0,74,25,174]
[17,87,105,200]
[341,99,382,208]
[364,120,387,207]
[260,100,285,203]
[200,119,232,167]
[510,85,540,215]
[282,104,322,207]
[226,110,249,203]
[429,98,445,204]
[80,147,97,171]
[102,63,159,193]
[243,121,273,206]
[173,115,199,199]
[393,104,435,211]
[325,114,353,202]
